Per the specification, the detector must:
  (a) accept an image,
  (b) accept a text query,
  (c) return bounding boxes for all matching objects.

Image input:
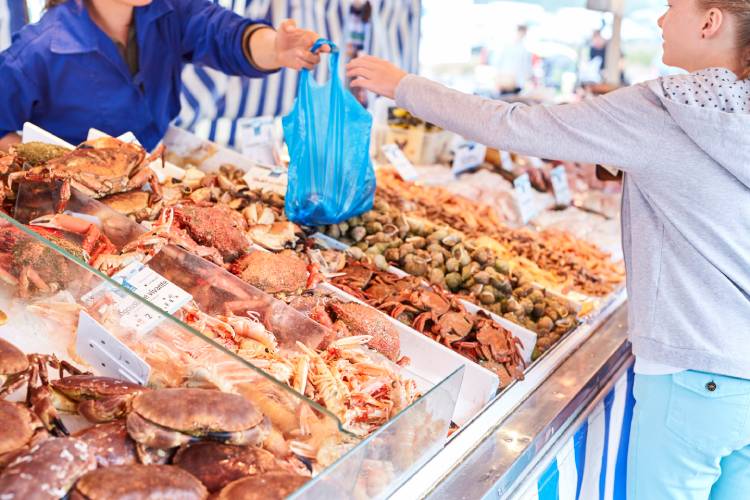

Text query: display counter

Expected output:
[392,300,632,499]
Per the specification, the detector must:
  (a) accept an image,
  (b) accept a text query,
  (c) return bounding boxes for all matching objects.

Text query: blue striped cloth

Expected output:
[515,367,635,500]
[177,0,421,147]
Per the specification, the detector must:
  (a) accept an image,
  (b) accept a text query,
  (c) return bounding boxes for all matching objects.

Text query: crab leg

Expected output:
[30,213,118,262]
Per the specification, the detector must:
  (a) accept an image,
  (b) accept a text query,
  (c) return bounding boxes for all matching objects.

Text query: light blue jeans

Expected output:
[628,371,750,499]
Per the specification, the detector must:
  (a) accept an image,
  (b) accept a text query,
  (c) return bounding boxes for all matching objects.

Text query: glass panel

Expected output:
[294,365,464,499]
[0,213,354,495]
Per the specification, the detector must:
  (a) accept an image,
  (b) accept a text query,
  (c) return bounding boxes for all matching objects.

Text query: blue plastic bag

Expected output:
[282,39,375,226]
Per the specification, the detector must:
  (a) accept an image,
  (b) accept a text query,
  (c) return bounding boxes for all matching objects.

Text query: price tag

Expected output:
[529,157,545,168]
[452,141,487,175]
[500,150,514,171]
[242,164,288,196]
[381,144,419,181]
[550,165,572,206]
[311,232,350,251]
[513,173,538,224]
[239,117,278,167]
[76,311,151,385]
[82,262,192,335]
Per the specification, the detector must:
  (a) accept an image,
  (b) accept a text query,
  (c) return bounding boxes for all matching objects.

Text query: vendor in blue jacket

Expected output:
[0,0,328,151]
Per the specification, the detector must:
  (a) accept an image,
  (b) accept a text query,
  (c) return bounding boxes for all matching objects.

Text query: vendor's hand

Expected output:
[274,19,329,70]
[346,55,408,99]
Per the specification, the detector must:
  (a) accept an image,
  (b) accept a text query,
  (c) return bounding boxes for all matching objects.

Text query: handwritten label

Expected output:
[82,262,192,335]
[500,151,514,171]
[382,144,419,181]
[76,311,151,385]
[550,165,572,206]
[513,173,538,224]
[452,141,487,175]
[242,165,288,196]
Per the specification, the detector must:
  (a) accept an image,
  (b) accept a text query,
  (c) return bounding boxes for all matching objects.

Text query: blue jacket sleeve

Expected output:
[0,52,40,138]
[173,0,277,78]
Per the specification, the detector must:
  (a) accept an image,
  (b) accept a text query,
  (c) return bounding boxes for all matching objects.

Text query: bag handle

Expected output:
[310,38,338,54]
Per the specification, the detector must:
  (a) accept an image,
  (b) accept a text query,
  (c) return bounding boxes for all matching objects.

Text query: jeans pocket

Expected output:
[665,371,750,454]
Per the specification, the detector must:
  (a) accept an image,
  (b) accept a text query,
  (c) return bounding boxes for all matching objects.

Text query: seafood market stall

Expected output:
[0,124,631,499]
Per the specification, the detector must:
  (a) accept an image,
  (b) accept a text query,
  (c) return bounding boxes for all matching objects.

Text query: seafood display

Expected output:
[0,339,311,499]
[330,260,530,384]
[317,198,579,338]
[375,170,625,297]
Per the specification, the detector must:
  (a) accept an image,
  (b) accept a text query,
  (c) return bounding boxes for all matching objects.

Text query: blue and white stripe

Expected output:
[517,367,636,500]
[176,0,421,146]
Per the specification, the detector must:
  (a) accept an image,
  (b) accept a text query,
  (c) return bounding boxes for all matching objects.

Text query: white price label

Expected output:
[500,151,514,171]
[311,232,350,251]
[514,173,538,224]
[82,262,192,335]
[382,144,419,181]
[242,164,288,196]
[452,142,487,175]
[76,311,151,385]
[551,165,572,206]
[239,117,279,167]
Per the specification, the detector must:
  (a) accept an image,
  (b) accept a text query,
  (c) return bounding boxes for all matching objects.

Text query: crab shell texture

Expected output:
[173,441,282,492]
[230,250,308,294]
[73,420,139,467]
[0,400,36,455]
[127,388,264,449]
[174,204,250,262]
[330,302,400,362]
[216,471,309,500]
[0,437,97,499]
[45,137,145,187]
[0,337,29,379]
[70,464,208,500]
[53,374,147,422]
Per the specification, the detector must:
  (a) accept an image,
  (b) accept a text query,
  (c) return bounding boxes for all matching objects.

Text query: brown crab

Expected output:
[216,471,310,500]
[126,388,267,450]
[51,374,147,423]
[173,204,251,263]
[173,441,297,493]
[70,464,208,500]
[8,136,164,213]
[0,399,48,468]
[73,420,140,467]
[230,250,316,295]
[0,337,30,396]
[0,437,97,499]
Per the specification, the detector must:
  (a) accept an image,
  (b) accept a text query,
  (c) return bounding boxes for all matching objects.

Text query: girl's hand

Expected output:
[274,20,329,70]
[346,56,408,99]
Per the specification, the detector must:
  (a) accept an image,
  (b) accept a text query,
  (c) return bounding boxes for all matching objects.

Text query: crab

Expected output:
[215,471,310,500]
[0,337,31,396]
[173,441,297,493]
[172,204,251,263]
[51,374,148,423]
[70,464,208,500]
[326,301,400,362]
[99,189,164,222]
[0,399,48,468]
[73,420,139,467]
[0,215,118,297]
[8,136,164,213]
[125,388,267,450]
[229,250,319,295]
[0,437,97,499]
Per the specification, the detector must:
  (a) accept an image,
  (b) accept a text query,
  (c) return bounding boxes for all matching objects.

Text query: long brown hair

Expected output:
[700,0,750,78]
[44,0,67,7]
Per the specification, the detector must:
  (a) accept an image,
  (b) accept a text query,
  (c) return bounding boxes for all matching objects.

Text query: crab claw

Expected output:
[30,213,117,263]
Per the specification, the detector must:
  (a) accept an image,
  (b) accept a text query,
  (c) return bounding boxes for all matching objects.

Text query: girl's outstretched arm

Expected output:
[348,56,668,173]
